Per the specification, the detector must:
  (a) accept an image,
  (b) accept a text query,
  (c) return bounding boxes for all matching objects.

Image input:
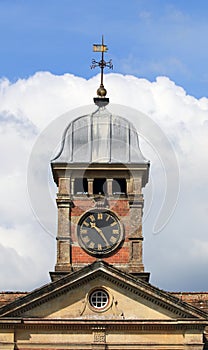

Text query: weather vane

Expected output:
[91,35,113,106]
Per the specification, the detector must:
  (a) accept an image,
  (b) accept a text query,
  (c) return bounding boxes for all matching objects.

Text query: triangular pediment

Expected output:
[0,261,206,320]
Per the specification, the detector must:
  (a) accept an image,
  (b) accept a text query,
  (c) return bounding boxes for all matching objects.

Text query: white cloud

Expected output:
[0,72,208,292]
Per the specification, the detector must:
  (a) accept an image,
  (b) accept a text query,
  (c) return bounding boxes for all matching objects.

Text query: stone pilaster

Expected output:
[88,178,94,195]
[51,177,73,280]
[107,178,113,196]
[128,191,144,274]
[71,178,75,195]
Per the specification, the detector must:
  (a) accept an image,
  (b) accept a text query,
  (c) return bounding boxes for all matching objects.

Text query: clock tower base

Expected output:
[50,266,150,283]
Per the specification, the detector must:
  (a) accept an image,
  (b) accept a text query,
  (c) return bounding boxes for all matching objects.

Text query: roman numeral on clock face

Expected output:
[113,229,119,234]
[97,213,103,220]
[105,214,110,222]
[88,242,95,249]
[110,236,117,244]
[110,221,117,227]
[82,236,90,244]
[89,215,95,222]
[81,229,87,234]
[83,221,89,227]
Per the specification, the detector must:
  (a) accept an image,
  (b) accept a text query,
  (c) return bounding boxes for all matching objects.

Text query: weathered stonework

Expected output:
[0,261,207,349]
[50,161,149,279]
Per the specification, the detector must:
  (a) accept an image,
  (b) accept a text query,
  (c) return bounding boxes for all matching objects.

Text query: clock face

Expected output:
[77,210,123,256]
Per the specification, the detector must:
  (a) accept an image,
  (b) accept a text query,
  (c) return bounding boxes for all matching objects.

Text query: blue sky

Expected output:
[0,0,208,97]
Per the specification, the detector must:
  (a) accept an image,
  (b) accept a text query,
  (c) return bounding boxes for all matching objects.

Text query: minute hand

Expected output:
[90,223,109,246]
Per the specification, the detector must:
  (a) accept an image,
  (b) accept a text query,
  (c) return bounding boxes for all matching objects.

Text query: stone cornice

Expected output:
[51,162,149,171]
[0,318,206,332]
[0,261,207,319]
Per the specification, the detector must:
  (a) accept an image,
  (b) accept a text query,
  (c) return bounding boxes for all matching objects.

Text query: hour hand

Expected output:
[90,222,109,246]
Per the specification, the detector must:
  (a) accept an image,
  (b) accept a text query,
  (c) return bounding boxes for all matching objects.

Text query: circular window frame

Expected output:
[88,288,112,313]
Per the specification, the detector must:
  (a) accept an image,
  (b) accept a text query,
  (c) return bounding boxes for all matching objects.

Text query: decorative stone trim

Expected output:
[0,261,207,319]
[0,319,206,333]
[92,326,106,343]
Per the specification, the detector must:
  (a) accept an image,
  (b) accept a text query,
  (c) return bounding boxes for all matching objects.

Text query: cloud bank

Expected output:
[0,72,208,291]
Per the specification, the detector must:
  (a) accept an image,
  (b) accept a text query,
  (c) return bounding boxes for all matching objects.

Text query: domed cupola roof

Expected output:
[52,107,147,164]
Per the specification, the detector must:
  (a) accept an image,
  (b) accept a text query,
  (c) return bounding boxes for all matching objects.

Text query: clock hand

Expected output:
[90,222,109,246]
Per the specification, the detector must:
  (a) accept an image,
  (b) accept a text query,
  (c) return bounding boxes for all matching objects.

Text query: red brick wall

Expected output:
[70,199,130,265]
[0,292,27,306]
[71,246,129,264]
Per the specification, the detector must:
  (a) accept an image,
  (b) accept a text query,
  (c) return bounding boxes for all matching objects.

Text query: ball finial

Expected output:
[97,84,107,97]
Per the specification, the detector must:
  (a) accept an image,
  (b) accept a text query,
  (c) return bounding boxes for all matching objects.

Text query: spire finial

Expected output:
[91,35,113,107]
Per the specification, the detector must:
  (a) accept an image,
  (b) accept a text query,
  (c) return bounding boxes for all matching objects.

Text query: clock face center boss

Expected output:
[77,209,123,257]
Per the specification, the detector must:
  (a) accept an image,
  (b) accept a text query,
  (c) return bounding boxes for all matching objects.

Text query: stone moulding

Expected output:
[0,261,207,320]
[0,318,206,331]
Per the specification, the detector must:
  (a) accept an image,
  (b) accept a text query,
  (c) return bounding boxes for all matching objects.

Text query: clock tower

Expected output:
[50,38,150,282]
[0,39,206,350]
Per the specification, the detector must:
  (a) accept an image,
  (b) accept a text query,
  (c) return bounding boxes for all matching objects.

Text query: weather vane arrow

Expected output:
[91,35,113,106]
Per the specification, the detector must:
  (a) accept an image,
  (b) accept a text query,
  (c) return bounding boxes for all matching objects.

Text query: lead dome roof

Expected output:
[52,107,147,164]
